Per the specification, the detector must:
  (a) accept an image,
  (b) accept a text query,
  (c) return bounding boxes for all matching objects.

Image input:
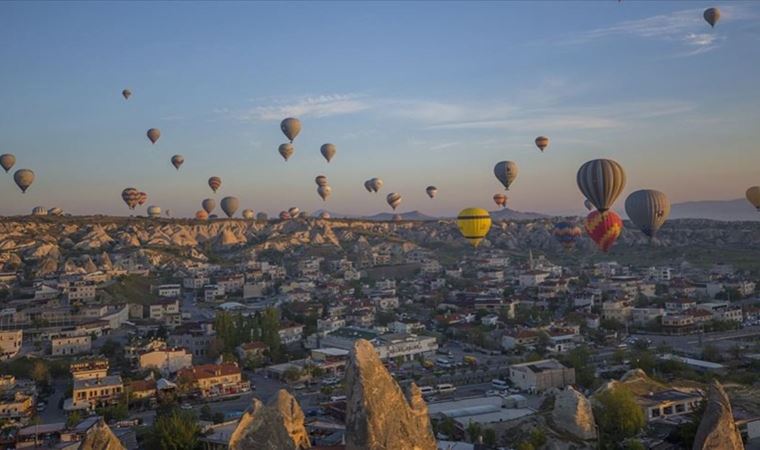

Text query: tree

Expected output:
[147,410,201,450]
[593,386,646,442]
[438,417,456,438]
[483,428,497,447]
[31,360,49,386]
[283,367,302,383]
[564,346,595,389]
[66,410,83,428]
[529,428,547,448]
[466,421,482,443]
[516,443,535,450]
[702,344,721,363]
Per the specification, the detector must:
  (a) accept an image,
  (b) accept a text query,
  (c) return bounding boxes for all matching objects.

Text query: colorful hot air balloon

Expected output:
[584,210,623,252]
[171,155,184,170]
[48,207,63,216]
[367,178,383,193]
[31,206,47,216]
[745,186,760,211]
[320,143,336,163]
[208,176,222,193]
[279,211,291,220]
[288,207,300,218]
[13,169,35,193]
[426,186,438,199]
[202,199,216,214]
[221,196,239,218]
[147,128,161,144]
[494,161,518,190]
[386,193,402,210]
[493,193,508,208]
[704,7,720,28]
[121,188,139,209]
[319,211,331,219]
[280,118,301,142]
[584,199,593,211]
[147,205,161,218]
[625,189,671,238]
[256,212,268,221]
[138,192,148,206]
[364,180,372,193]
[317,185,332,201]
[279,143,294,161]
[122,89,132,100]
[315,175,328,186]
[242,209,255,219]
[576,159,626,212]
[0,154,15,173]
[457,207,492,248]
[195,210,209,220]
[535,136,550,152]
[553,222,582,250]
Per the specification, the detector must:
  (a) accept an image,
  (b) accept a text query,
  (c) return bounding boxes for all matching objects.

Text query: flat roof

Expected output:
[428,396,502,415]
[452,408,535,426]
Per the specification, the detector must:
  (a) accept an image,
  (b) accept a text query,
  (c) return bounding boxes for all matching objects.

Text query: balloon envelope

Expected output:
[0,154,15,173]
[494,161,518,190]
[13,169,35,193]
[202,199,216,214]
[147,128,161,144]
[457,208,492,247]
[585,210,623,252]
[147,206,161,218]
[280,118,302,142]
[288,207,300,218]
[576,159,626,212]
[317,185,332,201]
[315,175,328,186]
[553,222,582,250]
[426,186,438,199]
[320,143,336,162]
[31,206,47,216]
[279,143,294,161]
[220,196,239,218]
[242,209,255,219]
[493,193,508,208]
[121,188,139,209]
[624,189,671,238]
[171,155,184,170]
[195,210,209,220]
[704,7,720,27]
[122,89,131,100]
[48,207,63,216]
[208,177,222,193]
[279,211,291,220]
[535,136,550,152]
[386,193,402,210]
[745,186,760,211]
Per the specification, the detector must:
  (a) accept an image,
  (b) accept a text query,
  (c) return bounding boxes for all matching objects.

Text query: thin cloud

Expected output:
[236,94,370,121]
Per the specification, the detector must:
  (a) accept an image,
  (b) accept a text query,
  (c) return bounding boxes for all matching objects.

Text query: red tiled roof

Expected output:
[177,363,240,382]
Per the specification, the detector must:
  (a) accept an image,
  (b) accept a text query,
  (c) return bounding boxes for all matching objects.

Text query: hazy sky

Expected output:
[1,1,759,217]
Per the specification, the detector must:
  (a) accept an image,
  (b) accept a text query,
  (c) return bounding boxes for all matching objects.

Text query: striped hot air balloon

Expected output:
[493,193,508,208]
[279,211,291,220]
[457,207,492,248]
[121,188,140,209]
[553,222,582,250]
[535,136,550,152]
[386,193,402,210]
[138,192,148,206]
[577,159,626,212]
[584,210,623,252]
[208,176,222,193]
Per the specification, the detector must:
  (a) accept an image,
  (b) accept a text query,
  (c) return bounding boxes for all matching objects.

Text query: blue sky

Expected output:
[1,1,759,217]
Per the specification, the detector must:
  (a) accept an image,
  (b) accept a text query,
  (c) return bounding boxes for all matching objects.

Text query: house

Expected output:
[51,334,92,356]
[148,298,181,327]
[631,308,665,326]
[204,284,226,302]
[70,359,109,381]
[0,330,22,360]
[183,273,210,290]
[64,281,97,303]
[0,391,34,422]
[637,389,703,422]
[236,341,268,362]
[501,329,539,350]
[138,348,193,375]
[70,375,124,410]
[217,274,245,294]
[156,284,181,297]
[389,320,424,334]
[168,323,216,361]
[509,359,575,392]
[176,363,249,398]
[278,322,304,345]
[519,271,550,288]
[665,298,697,312]
[128,379,157,401]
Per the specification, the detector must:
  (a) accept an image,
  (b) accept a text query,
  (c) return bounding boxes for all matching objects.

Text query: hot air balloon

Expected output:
[31,206,47,216]
[171,155,184,170]
[319,211,331,219]
[426,186,438,199]
[0,154,15,173]
[208,177,222,193]
[367,178,383,193]
[745,186,760,211]
[209,214,218,220]
[242,209,255,219]
[584,210,623,252]
[704,7,720,28]
[121,188,139,209]
[493,193,508,208]
[288,207,301,218]
[147,206,161,218]
[364,180,372,192]
[122,89,131,100]
[584,199,593,211]
[457,207,492,247]
[494,161,518,190]
[320,143,336,162]
[279,211,291,220]
[48,207,63,216]
[315,175,328,186]
[195,210,209,220]
[280,118,301,142]
[625,190,671,238]
[535,136,550,152]
[279,143,294,161]
[13,169,35,193]
[317,185,332,201]
[138,192,148,206]
[202,199,216,214]
[256,212,268,221]
[387,193,402,210]
[165,209,172,218]
[576,159,626,212]
[221,196,239,218]
[147,128,161,144]
[553,222,582,250]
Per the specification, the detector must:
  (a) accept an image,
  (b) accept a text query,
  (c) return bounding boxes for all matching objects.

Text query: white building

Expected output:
[156,284,181,297]
[0,330,22,360]
[138,348,193,375]
[51,335,92,356]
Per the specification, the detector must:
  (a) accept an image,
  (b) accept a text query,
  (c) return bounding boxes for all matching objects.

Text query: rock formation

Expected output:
[345,339,437,450]
[551,386,597,441]
[78,419,126,450]
[229,389,310,450]
[693,381,744,450]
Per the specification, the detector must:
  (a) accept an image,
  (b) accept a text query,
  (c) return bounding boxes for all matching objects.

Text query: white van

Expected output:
[491,379,509,390]
[436,383,456,395]
[418,385,436,397]
[436,358,453,368]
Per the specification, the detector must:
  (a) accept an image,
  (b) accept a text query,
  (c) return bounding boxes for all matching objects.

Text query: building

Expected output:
[321,328,438,362]
[501,330,539,350]
[51,334,92,356]
[519,271,550,288]
[148,298,181,327]
[156,284,181,297]
[509,359,575,392]
[631,308,665,326]
[637,389,703,422]
[0,391,33,422]
[183,273,210,290]
[70,359,109,381]
[217,274,245,294]
[278,322,304,345]
[0,329,22,360]
[176,363,249,398]
[168,323,216,361]
[236,341,268,362]
[204,284,226,302]
[138,348,193,375]
[64,281,97,303]
[71,375,124,410]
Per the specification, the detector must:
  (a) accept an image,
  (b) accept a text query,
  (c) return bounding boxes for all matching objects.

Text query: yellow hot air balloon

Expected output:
[457,207,492,247]
[746,186,760,211]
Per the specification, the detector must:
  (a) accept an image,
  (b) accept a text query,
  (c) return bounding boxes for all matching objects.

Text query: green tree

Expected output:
[516,442,535,450]
[66,410,83,428]
[483,428,497,447]
[438,417,456,438]
[466,421,482,443]
[593,386,646,443]
[564,346,595,389]
[283,367,302,383]
[529,428,547,448]
[147,410,201,450]
[31,360,50,386]
[702,344,721,363]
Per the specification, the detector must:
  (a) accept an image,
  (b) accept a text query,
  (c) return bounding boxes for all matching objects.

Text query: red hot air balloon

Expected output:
[208,177,222,193]
[584,210,623,252]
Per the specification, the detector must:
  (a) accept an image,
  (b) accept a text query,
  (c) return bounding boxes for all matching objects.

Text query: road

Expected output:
[632,325,760,355]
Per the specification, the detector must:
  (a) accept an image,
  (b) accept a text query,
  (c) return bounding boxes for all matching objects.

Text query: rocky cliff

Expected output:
[693,381,744,450]
[551,386,597,441]
[229,389,311,450]
[78,419,126,450]
[344,339,437,450]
